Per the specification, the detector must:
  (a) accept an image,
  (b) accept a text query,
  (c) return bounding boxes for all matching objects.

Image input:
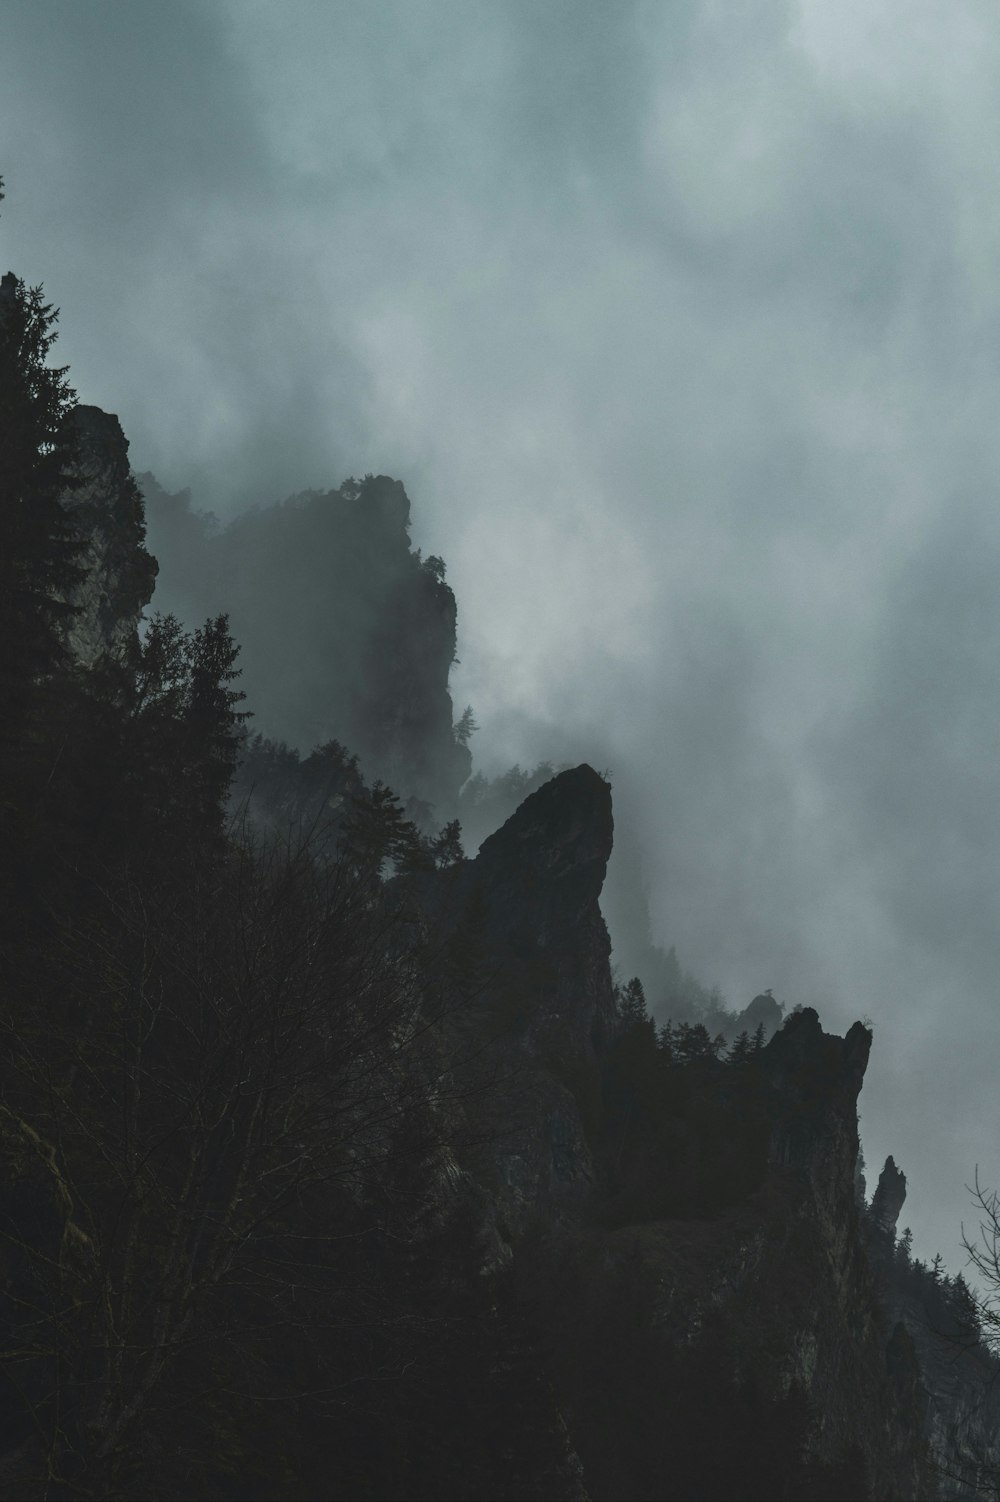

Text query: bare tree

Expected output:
[0,828,483,1495]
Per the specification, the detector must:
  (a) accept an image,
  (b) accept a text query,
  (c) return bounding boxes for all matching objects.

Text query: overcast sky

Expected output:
[5,0,1000,1265]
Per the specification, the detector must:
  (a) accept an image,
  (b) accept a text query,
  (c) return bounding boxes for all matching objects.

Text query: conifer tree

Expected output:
[669,1019,726,1063]
[619,976,648,1027]
[184,611,249,826]
[0,179,83,744]
[727,1028,753,1065]
[896,1226,914,1266]
[93,611,248,849]
[430,817,465,867]
[454,704,478,746]
[343,780,433,879]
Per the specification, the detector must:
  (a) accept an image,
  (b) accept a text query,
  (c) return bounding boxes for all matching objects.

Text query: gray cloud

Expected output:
[4,0,1000,1264]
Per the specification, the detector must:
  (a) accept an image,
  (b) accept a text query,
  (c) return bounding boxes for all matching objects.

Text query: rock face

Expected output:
[584,1007,932,1497]
[747,1013,928,1494]
[466,765,618,1216]
[864,1161,1000,1496]
[404,765,616,1230]
[142,472,470,815]
[59,405,157,666]
[870,1154,908,1238]
[358,485,470,812]
[408,768,935,1497]
[730,988,785,1040]
[471,763,617,1044]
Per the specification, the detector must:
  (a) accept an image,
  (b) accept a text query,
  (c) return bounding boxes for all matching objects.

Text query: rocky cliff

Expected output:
[463,761,617,1054]
[399,764,616,1239]
[59,404,156,666]
[404,765,936,1498]
[870,1156,908,1238]
[662,1009,930,1497]
[864,1159,1000,1498]
[142,472,470,816]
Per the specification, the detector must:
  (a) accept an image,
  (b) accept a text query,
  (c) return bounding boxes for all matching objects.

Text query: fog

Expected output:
[4,0,1000,1265]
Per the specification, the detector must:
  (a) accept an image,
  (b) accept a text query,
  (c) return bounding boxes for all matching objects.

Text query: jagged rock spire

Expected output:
[871,1155,907,1238]
[476,763,614,930]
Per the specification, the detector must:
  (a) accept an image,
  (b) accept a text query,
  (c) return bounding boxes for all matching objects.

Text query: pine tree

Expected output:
[948,1274,982,1343]
[454,705,478,746]
[727,1029,753,1065]
[0,192,84,741]
[618,976,648,1028]
[671,1020,726,1064]
[343,780,433,880]
[90,611,248,850]
[430,817,465,867]
[183,612,249,826]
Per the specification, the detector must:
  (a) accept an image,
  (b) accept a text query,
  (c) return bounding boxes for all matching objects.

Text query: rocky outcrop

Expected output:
[730,988,785,1041]
[757,1015,929,1493]
[402,765,616,1231]
[406,767,935,1497]
[471,763,617,1046]
[143,472,470,815]
[602,1009,931,1497]
[864,1161,1000,1497]
[60,405,156,666]
[871,1155,908,1238]
[359,491,471,814]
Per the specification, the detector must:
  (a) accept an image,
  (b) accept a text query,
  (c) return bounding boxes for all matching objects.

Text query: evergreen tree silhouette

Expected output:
[0,179,84,769]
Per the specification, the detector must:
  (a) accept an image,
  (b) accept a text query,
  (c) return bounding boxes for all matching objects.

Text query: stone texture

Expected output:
[400,765,616,1232]
[59,405,156,667]
[870,1154,908,1238]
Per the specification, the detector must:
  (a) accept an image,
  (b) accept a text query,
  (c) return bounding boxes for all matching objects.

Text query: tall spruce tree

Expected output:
[0,177,83,750]
[97,610,249,849]
[183,611,250,829]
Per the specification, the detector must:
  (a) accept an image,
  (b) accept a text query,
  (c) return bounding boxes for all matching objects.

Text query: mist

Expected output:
[4,0,1000,1265]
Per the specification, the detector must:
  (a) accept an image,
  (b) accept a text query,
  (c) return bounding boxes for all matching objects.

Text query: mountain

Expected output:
[7,367,1000,1496]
